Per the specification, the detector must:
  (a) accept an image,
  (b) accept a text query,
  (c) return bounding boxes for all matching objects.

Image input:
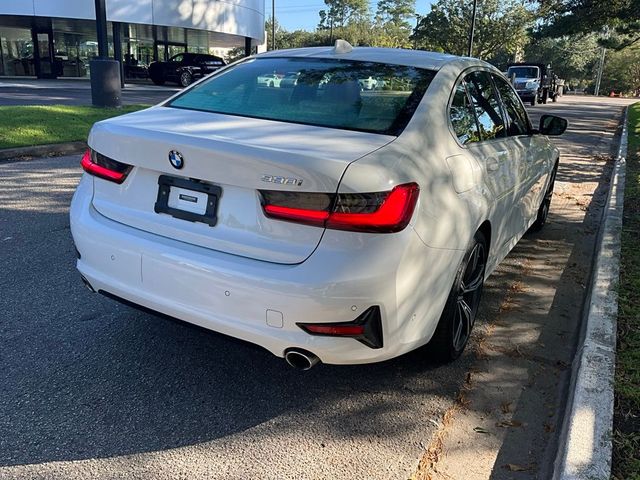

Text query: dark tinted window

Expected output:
[465,71,506,141]
[493,75,529,136]
[450,81,480,145]
[169,57,436,135]
[169,54,184,63]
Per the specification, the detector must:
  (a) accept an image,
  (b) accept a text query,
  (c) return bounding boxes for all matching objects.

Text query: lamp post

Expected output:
[467,0,477,57]
[271,0,276,51]
[90,0,121,107]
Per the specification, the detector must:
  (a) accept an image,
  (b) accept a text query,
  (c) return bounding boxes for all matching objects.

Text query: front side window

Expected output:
[449,81,480,145]
[170,54,184,63]
[168,57,436,135]
[493,75,530,136]
[464,71,506,141]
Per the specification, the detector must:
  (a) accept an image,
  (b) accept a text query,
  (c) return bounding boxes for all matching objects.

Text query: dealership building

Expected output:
[0,0,265,79]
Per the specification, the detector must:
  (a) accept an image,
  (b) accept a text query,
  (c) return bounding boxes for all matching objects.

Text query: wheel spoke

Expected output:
[462,245,485,294]
[459,298,473,333]
[452,304,463,348]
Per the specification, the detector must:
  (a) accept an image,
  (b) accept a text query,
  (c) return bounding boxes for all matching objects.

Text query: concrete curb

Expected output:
[0,141,86,162]
[552,108,628,479]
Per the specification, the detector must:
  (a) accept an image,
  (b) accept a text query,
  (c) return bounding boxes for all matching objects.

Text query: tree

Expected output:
[412,0,535,61]
[318,0,370,31]
[524,34,601,82]
[374,0,416,48]
[599,44,640,94]
[535,0,640,49]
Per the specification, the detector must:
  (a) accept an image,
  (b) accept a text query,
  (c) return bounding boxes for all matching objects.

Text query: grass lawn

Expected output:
[0,104,148,150]
[612,101,640,480]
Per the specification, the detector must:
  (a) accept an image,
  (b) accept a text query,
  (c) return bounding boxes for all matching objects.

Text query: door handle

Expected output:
[487,158,500,171]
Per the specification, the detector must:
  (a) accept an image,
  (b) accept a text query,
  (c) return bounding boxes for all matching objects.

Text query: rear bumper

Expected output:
[70,175,454,364]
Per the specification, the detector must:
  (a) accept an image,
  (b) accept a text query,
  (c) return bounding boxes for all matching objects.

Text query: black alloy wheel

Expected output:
[179,71,193,88]
[429,231,487,362]
[529,164,558,232]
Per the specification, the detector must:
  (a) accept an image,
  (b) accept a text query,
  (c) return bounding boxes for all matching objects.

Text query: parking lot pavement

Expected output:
[0,79,178,106]
[0,96,634,480]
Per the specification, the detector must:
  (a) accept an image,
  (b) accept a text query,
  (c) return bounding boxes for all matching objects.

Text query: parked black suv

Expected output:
[148,53,225,87]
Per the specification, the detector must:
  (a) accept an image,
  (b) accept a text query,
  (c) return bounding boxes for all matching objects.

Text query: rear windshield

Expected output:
[168,57,435,135]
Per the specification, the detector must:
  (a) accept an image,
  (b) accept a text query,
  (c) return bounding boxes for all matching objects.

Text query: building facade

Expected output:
[0,0,265,79]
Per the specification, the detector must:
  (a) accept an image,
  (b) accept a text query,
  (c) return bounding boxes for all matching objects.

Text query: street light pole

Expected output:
[594,46,606,96]
[272,0,276,51]
[467,0,477,57]
[90,0,121,107]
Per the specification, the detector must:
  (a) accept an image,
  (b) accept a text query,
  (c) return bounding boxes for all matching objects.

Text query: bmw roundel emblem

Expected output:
[168,150,184,169]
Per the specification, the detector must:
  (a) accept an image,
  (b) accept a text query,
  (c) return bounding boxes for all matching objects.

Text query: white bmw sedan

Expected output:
[70,42,567,369]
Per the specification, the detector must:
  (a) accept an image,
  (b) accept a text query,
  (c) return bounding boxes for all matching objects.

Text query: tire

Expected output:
[530,96,537,106]
[179,70,193,88]
[428,231,488,362]
[529,164,558,232]
[269,81,274,88]
[151,75,165,86]
[542,90,548,104]
[552,93,558,103]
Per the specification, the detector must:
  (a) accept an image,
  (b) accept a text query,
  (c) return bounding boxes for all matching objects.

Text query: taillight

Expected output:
[260,183,419,233]
[81,149,132,184]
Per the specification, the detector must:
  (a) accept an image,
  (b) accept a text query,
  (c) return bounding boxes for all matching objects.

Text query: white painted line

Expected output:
[553,107,628,480]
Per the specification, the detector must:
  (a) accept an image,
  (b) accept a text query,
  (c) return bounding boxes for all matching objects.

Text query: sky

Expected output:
[268,1,433,32]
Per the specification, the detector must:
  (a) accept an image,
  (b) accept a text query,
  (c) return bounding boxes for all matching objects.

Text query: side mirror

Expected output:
[539,114,568,136]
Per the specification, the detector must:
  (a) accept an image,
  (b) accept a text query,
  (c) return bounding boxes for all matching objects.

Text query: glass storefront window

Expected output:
[0,27,34,76]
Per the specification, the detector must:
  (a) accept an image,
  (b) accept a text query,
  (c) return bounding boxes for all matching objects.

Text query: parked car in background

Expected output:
[257,73,281,87]
[148,52,225,87]
[72,42,567,370]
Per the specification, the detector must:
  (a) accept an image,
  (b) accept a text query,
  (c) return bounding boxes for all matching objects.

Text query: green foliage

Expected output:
[612,102,640,480]
[524,34,601,82]
[318,0,370,30]
[0,105,147,149]
[536,0,640,50]
[412,0,535,61]
[599,45,640,95]
[374,0,416,48]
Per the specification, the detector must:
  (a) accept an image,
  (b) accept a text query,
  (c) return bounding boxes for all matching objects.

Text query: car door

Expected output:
[493,74,551,226]
[461,70,523,257]
[166,54,184,81]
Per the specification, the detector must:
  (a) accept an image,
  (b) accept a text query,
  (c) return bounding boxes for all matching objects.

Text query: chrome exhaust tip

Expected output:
[284,348,320,371]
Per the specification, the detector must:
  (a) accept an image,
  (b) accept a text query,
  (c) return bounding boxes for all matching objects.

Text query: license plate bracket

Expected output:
[154,175,221,227]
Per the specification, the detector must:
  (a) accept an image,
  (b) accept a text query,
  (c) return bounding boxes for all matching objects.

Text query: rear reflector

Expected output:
[260,183,419,233]
[81,149,132,184]
[297,306,383,349]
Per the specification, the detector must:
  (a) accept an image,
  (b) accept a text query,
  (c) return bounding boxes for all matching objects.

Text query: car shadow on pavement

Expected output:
[0,226,468,468]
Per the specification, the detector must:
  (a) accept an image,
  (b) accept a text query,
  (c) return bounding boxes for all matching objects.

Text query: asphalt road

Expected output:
[0,96,633,479]
[0,79,178,106]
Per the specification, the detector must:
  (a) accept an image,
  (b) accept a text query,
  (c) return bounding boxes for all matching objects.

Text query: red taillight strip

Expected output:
[262,183,419,233]
[327,183,419,233]
[80,149,128,184]
[263,204,330,228]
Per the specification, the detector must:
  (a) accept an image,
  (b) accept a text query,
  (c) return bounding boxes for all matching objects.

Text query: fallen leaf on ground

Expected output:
[496,420,523,428]
[473,426,490,434]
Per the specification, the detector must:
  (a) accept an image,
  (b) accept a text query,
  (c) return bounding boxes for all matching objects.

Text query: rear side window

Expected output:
[449,81,480,145]
[168,57,436,136]
[465,71,506,141]
[493,75,529,136]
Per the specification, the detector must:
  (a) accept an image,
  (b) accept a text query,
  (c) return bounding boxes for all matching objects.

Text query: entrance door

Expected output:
[33,30,55,78]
